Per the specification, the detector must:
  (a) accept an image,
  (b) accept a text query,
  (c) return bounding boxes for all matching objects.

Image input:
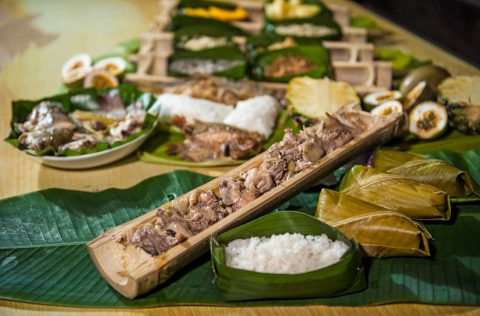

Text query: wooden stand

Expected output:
[126,1,391,95]
[88,112,402,299]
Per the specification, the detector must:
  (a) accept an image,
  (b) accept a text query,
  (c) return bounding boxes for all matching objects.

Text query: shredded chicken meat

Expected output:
[130,105,376,256]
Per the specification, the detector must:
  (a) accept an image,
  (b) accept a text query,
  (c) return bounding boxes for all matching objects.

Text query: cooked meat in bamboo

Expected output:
[130,106,374,256]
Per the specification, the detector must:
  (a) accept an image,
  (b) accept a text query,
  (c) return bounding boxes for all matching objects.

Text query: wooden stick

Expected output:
[88,112,402,299]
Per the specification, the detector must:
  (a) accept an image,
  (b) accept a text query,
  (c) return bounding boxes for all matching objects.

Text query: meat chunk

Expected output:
[168,121,263,162]
[130,223,180,256]
[219,177,242,206]
[129,104,376,256]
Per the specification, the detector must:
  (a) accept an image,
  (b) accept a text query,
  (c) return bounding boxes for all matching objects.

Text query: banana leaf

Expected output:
[338,165,451,221]
[375,47,431,75]
[263,0,342,41]
[316,189,432,258]
[350,16,383,30]
[386,130,480,154]
[211,211,366,301]
[115,37,141,55]
[4,84,157,157]
[168,15,249,36]
[1,170,480,307]
[251,45,330,82]
[177,0,237,10]
[138,110,297,167]
[245,34,321,61]
[373,150,480,201]
[168,46,246,79]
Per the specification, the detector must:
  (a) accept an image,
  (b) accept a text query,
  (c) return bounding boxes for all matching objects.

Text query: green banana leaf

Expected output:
[115,37,141,55]
[375,47,431,74]
[386,130,480,154]
[4,84,157,157]
[168,15,249,36]
[168,46,247,79]
[338,165,451,221]
[211,211,366,301]
[350,16,383,30]
[263,0,342,41]
[373,150,480,201]
[138,110,298,167]
[1,169,480,307]
[177,0,237,10]
[251,45,330,82]
[245,34,321,61]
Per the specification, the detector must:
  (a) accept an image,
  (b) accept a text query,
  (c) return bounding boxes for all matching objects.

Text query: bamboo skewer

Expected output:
[88,112,403,299]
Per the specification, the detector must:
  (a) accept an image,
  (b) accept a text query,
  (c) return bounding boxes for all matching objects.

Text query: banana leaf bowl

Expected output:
[210,211,366,301]
[5,84,157,169]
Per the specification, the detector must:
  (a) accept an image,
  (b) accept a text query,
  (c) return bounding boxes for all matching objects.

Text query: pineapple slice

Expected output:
[438,76,480,135]
[287,77,359,119]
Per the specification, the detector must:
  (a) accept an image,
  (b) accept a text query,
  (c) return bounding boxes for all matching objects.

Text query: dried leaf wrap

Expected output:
[373,150,480,199]
[339,165,451,220]
[316,189,431,258]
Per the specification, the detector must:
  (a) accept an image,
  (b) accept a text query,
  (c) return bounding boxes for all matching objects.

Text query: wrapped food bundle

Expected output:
[263,0,342,41]
[316,189,432,258]
[211,211,366,301]
[338,165,451,221]
[251,45,330,82]
[373,150,480,199]
[317,151,479,258]
[174,24,243,52]
[168,46,247,79]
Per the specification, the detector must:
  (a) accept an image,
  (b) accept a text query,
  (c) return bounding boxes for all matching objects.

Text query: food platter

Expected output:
[88,109,402,298]
[0,0,475,311]
[31,127,155,169]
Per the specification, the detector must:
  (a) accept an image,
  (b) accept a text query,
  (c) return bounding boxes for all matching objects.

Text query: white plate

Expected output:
[31,127,155,170]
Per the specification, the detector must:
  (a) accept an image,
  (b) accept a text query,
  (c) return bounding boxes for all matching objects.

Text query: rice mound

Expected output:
[225,233,349,274]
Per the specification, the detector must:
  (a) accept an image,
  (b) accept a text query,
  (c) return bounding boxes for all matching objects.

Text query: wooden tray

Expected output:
[87,111,402,299]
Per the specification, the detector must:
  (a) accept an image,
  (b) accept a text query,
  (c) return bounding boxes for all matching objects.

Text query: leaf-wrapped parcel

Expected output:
[373,150,480,200]
[316,189,432,258]
[169,15,249,36]
[168,46,247,79]
[211,211,366,301]
[174,24,245,51]
[339,165,451,221]
[263,0,342,41]
[250,45,330,82]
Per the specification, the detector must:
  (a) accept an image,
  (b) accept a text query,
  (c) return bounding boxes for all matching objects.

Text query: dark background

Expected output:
[354,0,480,68]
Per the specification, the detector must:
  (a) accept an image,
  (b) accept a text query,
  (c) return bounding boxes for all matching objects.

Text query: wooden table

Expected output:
[0,0,478,315]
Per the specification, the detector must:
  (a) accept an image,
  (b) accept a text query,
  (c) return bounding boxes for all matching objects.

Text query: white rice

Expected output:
[225,233,348,274]
[223,95,279,139]
[153,93,234,124]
